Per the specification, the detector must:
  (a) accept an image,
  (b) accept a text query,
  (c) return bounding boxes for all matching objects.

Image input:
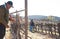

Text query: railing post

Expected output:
[25,0,28,39]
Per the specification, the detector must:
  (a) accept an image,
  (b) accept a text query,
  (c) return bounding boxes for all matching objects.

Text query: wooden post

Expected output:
[25,0,28,39]
[16,11,21,39]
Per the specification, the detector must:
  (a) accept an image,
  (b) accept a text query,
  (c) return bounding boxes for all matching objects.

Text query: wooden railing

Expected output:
[20,24,32,39]
[32,23,59,39]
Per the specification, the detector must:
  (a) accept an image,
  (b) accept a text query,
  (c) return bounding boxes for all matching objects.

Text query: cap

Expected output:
[7,1,13,8]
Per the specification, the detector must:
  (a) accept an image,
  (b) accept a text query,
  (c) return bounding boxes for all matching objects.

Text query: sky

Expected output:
[0,0,60,17]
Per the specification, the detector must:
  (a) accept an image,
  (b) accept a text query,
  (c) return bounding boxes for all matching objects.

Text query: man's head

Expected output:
[6,1,13,10]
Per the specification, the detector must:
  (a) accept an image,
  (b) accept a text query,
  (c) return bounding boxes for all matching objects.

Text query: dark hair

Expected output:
[7,1,13,6]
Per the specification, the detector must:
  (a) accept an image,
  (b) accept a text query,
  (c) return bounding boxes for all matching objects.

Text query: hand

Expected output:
[6,25,9,28]
[9,17,15,21]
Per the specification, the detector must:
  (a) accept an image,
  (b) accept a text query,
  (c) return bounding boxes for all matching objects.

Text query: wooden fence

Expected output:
[32,23,60,39]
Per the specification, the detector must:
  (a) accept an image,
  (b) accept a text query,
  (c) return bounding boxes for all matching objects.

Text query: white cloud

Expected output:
[28,0,57,16]
[0,0,60,17]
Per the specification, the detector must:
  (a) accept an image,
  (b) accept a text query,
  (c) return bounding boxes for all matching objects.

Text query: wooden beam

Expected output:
[10,9,25,14]
[25,0,28,39]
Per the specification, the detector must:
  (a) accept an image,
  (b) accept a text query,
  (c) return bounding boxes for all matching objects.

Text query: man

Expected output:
[30,19,35,32]
[0,1,13,39]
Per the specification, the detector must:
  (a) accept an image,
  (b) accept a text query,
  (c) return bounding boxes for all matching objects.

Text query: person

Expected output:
[0,1,13,39]
[29,19,35,32]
